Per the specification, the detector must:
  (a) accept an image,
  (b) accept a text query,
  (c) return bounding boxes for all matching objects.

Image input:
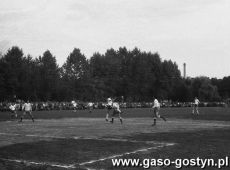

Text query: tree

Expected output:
[0,60,6,100]
[191,77,220,101]
[218,76,230,99]
[61,48,89,100]
[38,50,59,101]
[1,46,227,102]
[1,46,24,100]
[62,48,88,80]
[159,60,181,100]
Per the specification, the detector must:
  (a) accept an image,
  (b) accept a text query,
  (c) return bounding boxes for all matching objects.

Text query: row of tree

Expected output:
[0,46,229,102]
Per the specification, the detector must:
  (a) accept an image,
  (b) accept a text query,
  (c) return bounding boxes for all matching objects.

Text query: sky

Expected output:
[0,0,230,78]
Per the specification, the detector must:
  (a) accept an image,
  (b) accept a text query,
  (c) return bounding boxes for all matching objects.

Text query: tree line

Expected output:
[0,46,229,102]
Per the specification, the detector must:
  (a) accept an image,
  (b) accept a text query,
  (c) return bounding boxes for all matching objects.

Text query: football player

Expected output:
[151,97,166,126]
[71,100,77,112]
[109,101,123,124]
[87,102,94,113]
[105,98,113,121]
[19,100,34,122]
[192,97,200,115]
[9,102,17,119]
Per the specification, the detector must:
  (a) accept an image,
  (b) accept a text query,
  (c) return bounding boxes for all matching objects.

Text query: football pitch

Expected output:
[0,107,230,170]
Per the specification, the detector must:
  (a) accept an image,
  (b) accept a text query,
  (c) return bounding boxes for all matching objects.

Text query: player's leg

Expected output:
[10,110,15,119]
[159,115,166,121]
[152,118,157,126]
[152,108,157,126]
[14,110,17,118]
[157,108,166,121]
[28,111,35,122]
[192,104,195,114]
[106,110,110,121]
[196,105,199,115]
[110,110,115,123]
[110,117,114,123]
[19,111,26,122]
[118,110,123,124]
[106,113,109,121]
[106,107,112,121]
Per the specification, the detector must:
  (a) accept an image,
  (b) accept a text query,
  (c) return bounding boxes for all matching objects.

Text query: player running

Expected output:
[151,97,166,126]
[109,102,123,124]
[192,97,200,115]
[105,98,123,124]
[19,100,34,122]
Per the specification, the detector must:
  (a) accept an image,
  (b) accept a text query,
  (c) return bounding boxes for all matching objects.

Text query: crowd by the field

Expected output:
[0,100,227,112]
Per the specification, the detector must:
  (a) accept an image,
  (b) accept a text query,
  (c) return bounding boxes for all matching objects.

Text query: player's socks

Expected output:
[120,118,123,124]
[152,119,156,126]
[110,118,114,123]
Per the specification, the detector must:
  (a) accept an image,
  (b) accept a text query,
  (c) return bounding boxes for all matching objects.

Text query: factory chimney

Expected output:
[183,63,186,78]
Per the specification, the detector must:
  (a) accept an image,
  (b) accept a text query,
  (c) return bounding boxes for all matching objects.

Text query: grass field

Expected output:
[0,107,230,170]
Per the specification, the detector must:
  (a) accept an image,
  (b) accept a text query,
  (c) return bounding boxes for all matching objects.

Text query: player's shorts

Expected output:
[107,105,113,110]
[153,107,160,118]
[24,111,32,115]
[194,104,198,107]
[10,110,16,115]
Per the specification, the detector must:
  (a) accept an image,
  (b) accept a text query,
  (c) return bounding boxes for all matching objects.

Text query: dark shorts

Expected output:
[107,105,113,110]
[153,107,160,118]
[24,111,32,115]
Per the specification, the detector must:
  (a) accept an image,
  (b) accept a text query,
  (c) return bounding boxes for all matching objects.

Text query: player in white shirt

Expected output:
[192,97,200,115]
[105,98,113,121]
[151,97,166,126]
[87,102,94,113]
[105,98,123,124]
[9,102,17,119]
[19,100,34,122]
[109,102,123,124]
[71,100,78,112]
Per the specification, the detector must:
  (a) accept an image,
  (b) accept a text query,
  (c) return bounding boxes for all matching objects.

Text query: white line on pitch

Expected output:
[0,144,175,169]
[79,143,175,166]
